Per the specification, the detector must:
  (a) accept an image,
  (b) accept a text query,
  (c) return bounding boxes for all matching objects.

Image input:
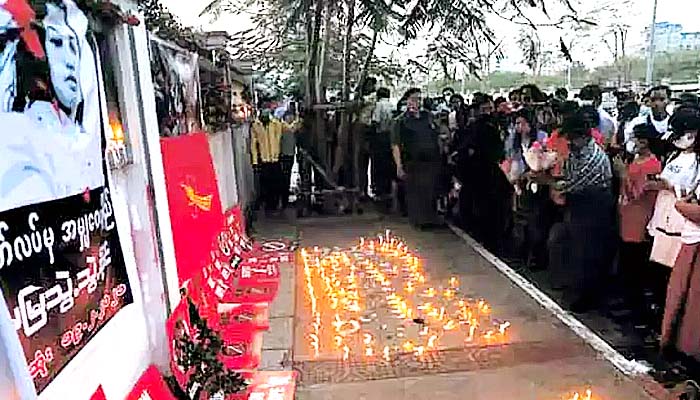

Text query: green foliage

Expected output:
[137,0,202,52]
[175,299,248,398]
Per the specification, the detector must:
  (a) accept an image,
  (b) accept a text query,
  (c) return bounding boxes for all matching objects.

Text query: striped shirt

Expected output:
[559,138,612,194]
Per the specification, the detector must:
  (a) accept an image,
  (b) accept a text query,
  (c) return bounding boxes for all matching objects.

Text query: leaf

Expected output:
[578,18,598,26]
[198,0,225,17]
[559,37,573,63]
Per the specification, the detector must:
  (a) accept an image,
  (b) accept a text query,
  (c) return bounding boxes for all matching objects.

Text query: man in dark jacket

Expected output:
[392,88,442,228]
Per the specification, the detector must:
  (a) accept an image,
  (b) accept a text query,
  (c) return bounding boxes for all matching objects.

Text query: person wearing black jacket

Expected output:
[392,88,442,228]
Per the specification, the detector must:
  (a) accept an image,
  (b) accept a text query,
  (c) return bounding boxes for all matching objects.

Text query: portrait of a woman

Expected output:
[0,0,104,212]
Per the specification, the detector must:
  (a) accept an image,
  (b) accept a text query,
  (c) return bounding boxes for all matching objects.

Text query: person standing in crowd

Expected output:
[504,108,548,184]
[506,108,550,267]
[252,108,288,212]
[279,111,298,209]
[448,93,468,134]
[466,104,512,252]
[643,107,700,324]
[370,87,395,206]
[626,86,672,157]
[660,105,700,362]
[543,109,613,312]
[354,77,377,199]
[555,87,569,102]
[612,101,641,156]
[617,124,662,311]
[392,88,442,229]
[578,84,617,142]
[442,87,455,105]
[664,198,700,361]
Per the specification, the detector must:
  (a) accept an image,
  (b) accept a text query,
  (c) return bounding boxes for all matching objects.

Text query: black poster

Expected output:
[0,187,133,392]
[0,0,135,392]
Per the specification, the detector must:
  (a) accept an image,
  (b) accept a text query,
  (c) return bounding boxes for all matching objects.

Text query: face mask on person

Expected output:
[674,132,696,150]
[639,105,652,117]
[407,98,421,114]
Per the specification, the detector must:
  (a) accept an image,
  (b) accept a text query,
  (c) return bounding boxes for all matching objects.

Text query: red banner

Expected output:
[219,328,262,370]
[126,365,177,400]
[161,133,223,284]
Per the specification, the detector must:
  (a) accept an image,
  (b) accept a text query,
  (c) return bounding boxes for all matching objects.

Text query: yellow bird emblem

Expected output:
[181,183,213,211]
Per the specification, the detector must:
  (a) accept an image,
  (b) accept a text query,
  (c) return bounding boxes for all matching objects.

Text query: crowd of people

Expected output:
[361,81,700,365]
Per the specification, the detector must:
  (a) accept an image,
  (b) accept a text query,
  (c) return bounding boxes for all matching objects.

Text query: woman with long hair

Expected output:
[660,105,700,361]
[644,107,700,331]
[0,0,102,211]
[507,108,550,267]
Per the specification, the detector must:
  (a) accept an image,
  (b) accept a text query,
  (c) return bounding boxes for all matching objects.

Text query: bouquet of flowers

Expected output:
[524,141,557,172]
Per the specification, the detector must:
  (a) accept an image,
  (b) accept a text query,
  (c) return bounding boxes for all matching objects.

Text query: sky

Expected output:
[160,0,700,74]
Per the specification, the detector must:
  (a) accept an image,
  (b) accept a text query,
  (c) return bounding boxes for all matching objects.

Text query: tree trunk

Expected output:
[333,0,356,177]
[310,0,325,168]
[304,2,315,110]
[306,0,324,109]
[300,0,325,214]
[315,1,332,170]
[317,2,332,104]
[354,25,379,98]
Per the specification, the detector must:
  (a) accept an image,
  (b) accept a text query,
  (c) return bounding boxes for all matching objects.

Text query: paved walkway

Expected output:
[255,214,665,400]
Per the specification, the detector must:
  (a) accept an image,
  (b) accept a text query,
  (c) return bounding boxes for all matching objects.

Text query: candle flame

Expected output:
[302,232,512,366]
[363,333,373,345]
[406,281,415,293]
[382,346,390,361]
[443,319,457,331]
[415,346,425,358]
[427,334,438,349]
[499,321,511,335]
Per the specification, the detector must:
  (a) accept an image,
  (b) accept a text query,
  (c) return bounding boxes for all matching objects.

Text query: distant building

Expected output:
[642,22,700,53]
[643,22,683,53]
[680,32,700,51]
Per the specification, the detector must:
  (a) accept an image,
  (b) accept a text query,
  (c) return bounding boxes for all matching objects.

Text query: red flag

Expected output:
[161,133,224,284]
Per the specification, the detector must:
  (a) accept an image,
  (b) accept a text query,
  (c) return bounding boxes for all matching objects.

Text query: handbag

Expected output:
[648,190,685,267]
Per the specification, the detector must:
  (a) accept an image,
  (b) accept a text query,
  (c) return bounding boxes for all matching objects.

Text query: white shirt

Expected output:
[597,105,618,139]
[660,152,700,192]
[448,111,458,131]
[0,105,103,212]
[372,98,394,133]
[625,114,670,139]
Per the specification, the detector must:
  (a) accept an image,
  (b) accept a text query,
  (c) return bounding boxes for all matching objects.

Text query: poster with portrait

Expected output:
[0,0,133,393]
[149,35,202,137]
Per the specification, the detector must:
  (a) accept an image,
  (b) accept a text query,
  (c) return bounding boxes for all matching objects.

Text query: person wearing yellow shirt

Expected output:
[252,109,299,211]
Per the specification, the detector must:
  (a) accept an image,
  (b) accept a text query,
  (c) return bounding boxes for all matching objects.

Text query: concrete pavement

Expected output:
[254,214,668,400]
